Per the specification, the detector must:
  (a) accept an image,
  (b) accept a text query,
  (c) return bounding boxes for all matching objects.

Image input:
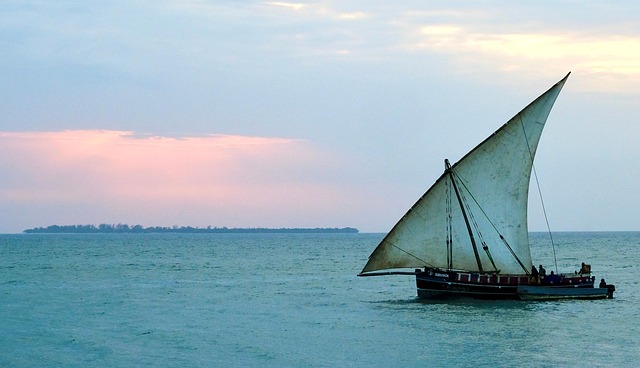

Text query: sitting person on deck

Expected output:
[545,270,562,284]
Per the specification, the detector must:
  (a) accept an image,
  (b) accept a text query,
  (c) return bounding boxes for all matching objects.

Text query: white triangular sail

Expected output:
[361,73,570,275]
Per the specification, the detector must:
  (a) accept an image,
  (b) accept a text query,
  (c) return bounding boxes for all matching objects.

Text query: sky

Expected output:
[1,1,639,234]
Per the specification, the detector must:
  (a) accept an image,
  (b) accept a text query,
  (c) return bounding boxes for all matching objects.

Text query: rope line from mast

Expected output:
[446,176,453,270]
[451,170,529,274]
[519,116,559,274]
[384,240,434,268]
[451,170,499,272]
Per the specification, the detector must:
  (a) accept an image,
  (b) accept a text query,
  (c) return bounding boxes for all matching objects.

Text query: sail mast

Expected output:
[445,159,483,272]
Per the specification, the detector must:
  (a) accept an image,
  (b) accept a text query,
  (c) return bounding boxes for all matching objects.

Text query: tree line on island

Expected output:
[23,224,359,234]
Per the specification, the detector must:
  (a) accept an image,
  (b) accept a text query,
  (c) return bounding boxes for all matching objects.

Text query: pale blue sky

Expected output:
[1,1,639,233]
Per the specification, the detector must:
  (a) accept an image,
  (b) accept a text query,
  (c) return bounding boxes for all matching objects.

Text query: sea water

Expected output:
[1,232,639,367]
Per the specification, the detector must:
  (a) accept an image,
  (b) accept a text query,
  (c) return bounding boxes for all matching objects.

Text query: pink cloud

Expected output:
[0,130,361,231]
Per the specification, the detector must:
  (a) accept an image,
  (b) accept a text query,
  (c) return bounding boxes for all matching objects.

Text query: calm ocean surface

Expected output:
[1,232,639,367]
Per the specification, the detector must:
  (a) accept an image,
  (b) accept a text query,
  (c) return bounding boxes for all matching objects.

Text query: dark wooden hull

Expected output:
[415,268,606,300]
[516,285,610,300]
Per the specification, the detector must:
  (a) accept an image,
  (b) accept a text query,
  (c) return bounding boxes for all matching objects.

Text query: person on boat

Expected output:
[579,262,591,274]
[530,265,539,283]
[599,278,607,288]
[538,264,546,279]
[547,270,561,284]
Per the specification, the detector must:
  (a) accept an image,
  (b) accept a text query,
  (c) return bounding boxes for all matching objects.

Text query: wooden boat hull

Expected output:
[517,285,612,300]
[414,268,610,300]
[416,273,519,299]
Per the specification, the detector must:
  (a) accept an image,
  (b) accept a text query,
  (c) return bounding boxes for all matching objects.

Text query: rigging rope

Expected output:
[386,240,434,268]
[451,170,500,271]
[452,170,529,274]
[446,177,453,269]
[519,117,559,274]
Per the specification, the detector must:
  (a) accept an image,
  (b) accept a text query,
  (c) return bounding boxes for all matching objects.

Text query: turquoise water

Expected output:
[1,232,639,367]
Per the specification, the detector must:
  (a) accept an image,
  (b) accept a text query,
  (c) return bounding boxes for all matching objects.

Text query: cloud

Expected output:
[0,130,361,231]
[2,2,639,233]
[397,19,640,91]
[267,2,305,11]
[5,1,639,83]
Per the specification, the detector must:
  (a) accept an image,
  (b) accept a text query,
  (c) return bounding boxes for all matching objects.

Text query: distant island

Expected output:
[23,224,359,234]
